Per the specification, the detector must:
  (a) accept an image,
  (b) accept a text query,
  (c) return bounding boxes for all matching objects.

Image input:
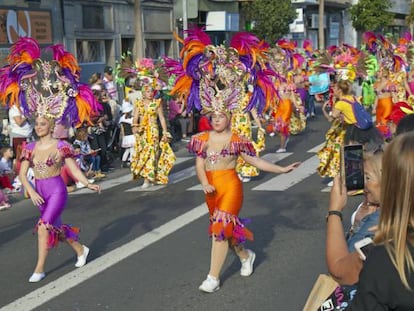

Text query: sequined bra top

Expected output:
[188,131,256,171]
[20,140,75,179]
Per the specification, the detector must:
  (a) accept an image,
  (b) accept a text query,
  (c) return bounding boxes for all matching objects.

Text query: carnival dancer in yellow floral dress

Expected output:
[131,84,176,188]
[231,94,265,183]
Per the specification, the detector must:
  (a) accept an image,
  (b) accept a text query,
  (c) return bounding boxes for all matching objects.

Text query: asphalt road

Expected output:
[0,110,361,311]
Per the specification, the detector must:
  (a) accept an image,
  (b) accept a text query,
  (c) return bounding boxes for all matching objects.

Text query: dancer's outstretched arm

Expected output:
[241,153,300,174]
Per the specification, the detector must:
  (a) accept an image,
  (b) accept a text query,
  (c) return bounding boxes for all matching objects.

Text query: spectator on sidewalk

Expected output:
[103,66,119,103]
[73,127,105,179]
[8,105,33,155]
[168,96,191,142]
[0,187,11,210]
[119,101,135,167]
[89,72,104,92]
[0,146,16,192]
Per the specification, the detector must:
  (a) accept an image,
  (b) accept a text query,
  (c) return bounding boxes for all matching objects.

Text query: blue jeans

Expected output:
[305,92,316,115]
[85,155,101,172]
[346,210,379,252]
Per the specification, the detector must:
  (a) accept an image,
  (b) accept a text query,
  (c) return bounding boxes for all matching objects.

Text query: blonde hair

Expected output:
[375,132,414,290]
[364,149,383,181]
[336,80,352,95]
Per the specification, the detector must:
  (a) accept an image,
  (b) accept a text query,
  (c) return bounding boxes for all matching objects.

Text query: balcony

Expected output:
[291,0,351,6]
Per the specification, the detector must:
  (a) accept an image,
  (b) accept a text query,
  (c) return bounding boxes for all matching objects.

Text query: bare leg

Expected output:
[33,224,49,273]
[279,134,286,149]
[232,243,256,276]
[232,243,249,260]
[67,239,84,257]
[208,239,229,279]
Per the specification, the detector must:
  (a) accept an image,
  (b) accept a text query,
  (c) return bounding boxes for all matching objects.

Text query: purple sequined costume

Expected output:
[21,141,80,248]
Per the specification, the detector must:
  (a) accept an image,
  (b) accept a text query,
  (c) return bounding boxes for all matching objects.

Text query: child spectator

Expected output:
[73,143,92,175]
[119,101,135,167]
[0,187,11,210]
[73,127,106,179]
[0,146,17,192]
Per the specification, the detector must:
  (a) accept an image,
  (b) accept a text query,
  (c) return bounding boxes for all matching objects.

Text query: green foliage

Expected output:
[406,2,414,26]
[350,0,394,32]
[241,0,297,42]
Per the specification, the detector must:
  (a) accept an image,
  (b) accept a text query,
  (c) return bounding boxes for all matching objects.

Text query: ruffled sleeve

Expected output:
[57,140,75,159]
[20,142,35,162]
[229,134,256,157]
[187,131,209,158]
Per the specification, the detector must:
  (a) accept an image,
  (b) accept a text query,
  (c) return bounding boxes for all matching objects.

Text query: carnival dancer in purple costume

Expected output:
[0,37,101,282]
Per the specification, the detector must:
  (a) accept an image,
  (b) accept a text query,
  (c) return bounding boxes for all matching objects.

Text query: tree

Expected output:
[406,0,414,35]
[318,0,325,50]
[240,0,297,42]
[350,0,394,32]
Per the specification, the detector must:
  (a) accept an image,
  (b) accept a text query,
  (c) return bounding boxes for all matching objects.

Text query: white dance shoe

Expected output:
[75,245,90,268]
[29,272,45,283]
[240,249,256,277]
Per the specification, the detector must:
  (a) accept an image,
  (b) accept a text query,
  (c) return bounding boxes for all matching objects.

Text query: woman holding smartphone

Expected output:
[326,149,383,285]
[347,133,414,310]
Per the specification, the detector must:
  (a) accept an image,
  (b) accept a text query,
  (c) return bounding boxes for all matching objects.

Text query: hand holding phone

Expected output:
[354,237,374,261]
[342,144,364,191]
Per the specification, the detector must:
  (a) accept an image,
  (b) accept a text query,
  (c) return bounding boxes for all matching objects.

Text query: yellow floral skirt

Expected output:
[131,135,176,184]
[317,120,346,178]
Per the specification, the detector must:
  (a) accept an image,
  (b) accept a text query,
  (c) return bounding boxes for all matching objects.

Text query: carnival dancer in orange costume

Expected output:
[271,79,297,152]
[373,68,396,138]
[268,40,305,153]
[164,29,300,292]
[189,109,300,293]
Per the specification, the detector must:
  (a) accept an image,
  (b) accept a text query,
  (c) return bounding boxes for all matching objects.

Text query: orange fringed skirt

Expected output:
[376,97,393,138]
[273,98,293,137]
[205,169,253,244]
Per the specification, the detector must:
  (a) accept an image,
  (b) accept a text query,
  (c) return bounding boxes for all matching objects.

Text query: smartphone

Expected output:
[342,144,364,191]
[354,237,374,261]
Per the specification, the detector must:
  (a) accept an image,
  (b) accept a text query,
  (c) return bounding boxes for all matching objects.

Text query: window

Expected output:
[83,5,104,29]
[145,40,171,59]
[76,40,103,63]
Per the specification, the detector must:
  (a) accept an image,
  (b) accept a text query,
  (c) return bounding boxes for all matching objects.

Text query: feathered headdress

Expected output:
[230,32,277,113]
[115,52,159,89]
[312,44,367,83]
[0,37,100,126]
[165,28,252,115]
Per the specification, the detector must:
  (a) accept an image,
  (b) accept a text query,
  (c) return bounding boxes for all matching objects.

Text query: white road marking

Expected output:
[71,174,132,195]
[72,157,194,194]
[0,203,208,311]
[307,142,325,153]
[252,155,319,191]
[126,165,197,192]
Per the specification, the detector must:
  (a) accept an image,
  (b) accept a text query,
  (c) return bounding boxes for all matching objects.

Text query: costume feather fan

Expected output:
[49,44,81,77]
[303,40,313,57]
[0,37,100,127]
[8,37,40,69]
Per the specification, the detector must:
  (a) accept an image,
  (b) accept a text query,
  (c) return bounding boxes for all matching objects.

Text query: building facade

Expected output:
[0,0,411,79]
[289,0,411,48]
